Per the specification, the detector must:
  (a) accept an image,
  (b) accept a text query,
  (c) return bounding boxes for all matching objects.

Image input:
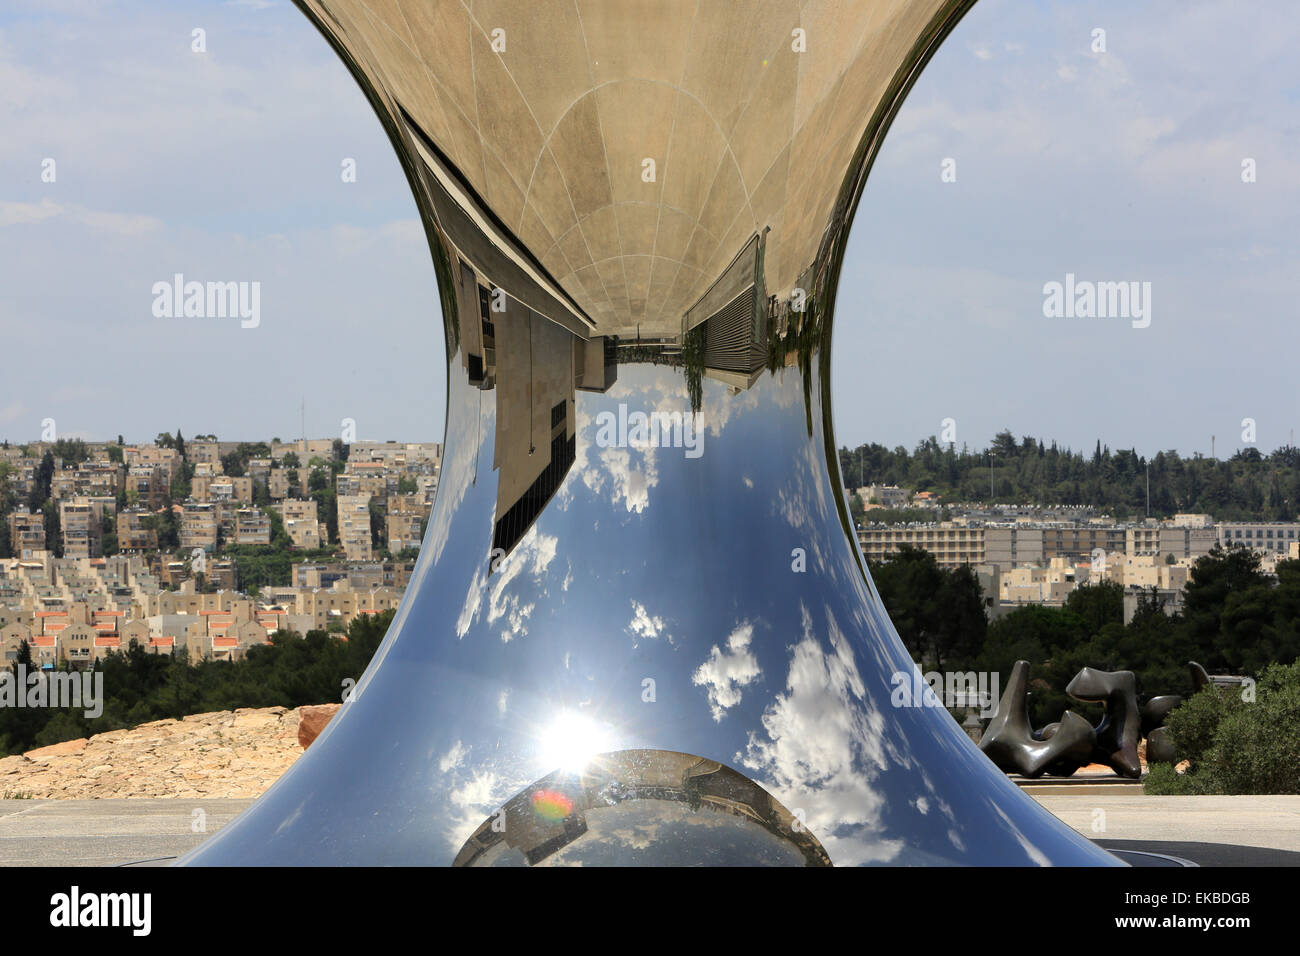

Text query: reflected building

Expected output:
[181,0,1121,867]
[450,249,617,560]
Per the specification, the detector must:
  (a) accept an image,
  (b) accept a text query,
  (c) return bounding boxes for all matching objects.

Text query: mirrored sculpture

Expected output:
[180,0,1120,865]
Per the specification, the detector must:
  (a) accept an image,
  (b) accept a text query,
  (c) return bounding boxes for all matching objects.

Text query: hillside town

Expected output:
[0,435,439,667]
[852,482,1300,622]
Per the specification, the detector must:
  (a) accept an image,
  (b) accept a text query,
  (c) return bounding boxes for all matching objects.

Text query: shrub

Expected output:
[1149,660,1300,794]
[1143,762,1198,795]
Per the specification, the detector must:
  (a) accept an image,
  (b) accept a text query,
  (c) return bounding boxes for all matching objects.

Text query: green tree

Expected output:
[42,500,62,558]
[869,545,986,669]
[1064,580,1124,635]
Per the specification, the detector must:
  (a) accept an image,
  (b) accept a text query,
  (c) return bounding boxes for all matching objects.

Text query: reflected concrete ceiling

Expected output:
[301,0,958,336]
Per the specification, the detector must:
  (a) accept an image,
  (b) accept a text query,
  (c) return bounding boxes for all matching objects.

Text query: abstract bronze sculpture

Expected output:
[179,0,1119,865]
[1142,662,1212,766]
[1067,667,1143,778]
[980,661,1211,778]
[979,662,1095,779]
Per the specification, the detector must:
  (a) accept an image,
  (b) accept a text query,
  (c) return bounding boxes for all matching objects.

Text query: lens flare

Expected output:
[531,789,574,821]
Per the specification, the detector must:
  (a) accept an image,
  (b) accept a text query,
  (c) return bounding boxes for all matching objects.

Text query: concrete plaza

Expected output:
[0,794,1296,866]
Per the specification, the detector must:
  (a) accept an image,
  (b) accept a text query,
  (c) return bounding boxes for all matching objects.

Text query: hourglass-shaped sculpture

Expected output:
[181,0,1120,866]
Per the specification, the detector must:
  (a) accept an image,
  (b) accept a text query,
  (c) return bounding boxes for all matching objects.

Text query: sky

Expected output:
[1,0,1297,459]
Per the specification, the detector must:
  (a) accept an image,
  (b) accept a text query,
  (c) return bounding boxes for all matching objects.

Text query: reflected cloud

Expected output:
[457,526,558,641]
[741,605,901,865]
[693,622,761,722]
[627,600,670,645]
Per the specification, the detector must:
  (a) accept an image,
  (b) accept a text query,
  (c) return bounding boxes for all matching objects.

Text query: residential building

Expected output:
[116,508,158,552]
[234,508,272,546]
[180,502,218,553]
[386,494,430,553]
[337,495,373,560]
[856,484,911,509]
[60,500,102,559]
[278,499,322,550]
[7,507,45,557]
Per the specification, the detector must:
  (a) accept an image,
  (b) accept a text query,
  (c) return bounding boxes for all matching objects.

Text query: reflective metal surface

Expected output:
[181,0,1120,866]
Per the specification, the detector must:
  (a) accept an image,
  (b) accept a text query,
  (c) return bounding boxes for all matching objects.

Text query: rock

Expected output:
[0,705,314,800]
[26,738,88,758]
[298,704,341,748]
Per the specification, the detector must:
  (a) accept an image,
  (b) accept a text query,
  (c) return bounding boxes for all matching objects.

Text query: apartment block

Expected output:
[234,508,272,546]
[983,527,1044,571]
[180,502,218,553]
[999,558,1079,604]
[126,463,170,508]
[1127,526,1217,561]
[855,484,911,509]
[210,476,254,503]
[60,500,102,559]
[1216,522,1300,555]
[857,524,984,569]
[51,463,123,500]
[348,441,443,468]
[268,469,295,500]
[1098,554,1191,592]
[272,439,336,462]
[386,493,430,552]
[7,508,45,557]
[336,472,387,499]
[116,508,158,552]
[278,498,322,550]
[127,445,182,480]
[337,495,373,560]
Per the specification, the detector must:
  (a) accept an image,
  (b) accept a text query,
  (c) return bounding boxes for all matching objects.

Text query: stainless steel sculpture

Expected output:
[181,0,1120,865]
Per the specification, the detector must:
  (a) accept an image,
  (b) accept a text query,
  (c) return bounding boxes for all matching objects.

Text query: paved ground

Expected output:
[0,799,249,866]
[0,794,1297,866]
[1033,794,1300,866]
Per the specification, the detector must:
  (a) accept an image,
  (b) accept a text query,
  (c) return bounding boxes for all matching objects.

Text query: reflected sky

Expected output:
[184,309,1117,865]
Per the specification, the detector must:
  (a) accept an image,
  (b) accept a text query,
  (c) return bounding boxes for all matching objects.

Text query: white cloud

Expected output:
[439,740,468,773]
[740,605,900,865]
[692,622,761,721]
[627,600,668,644]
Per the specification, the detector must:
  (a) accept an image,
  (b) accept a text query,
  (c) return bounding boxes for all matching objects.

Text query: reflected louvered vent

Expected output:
[703,287,763,373]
